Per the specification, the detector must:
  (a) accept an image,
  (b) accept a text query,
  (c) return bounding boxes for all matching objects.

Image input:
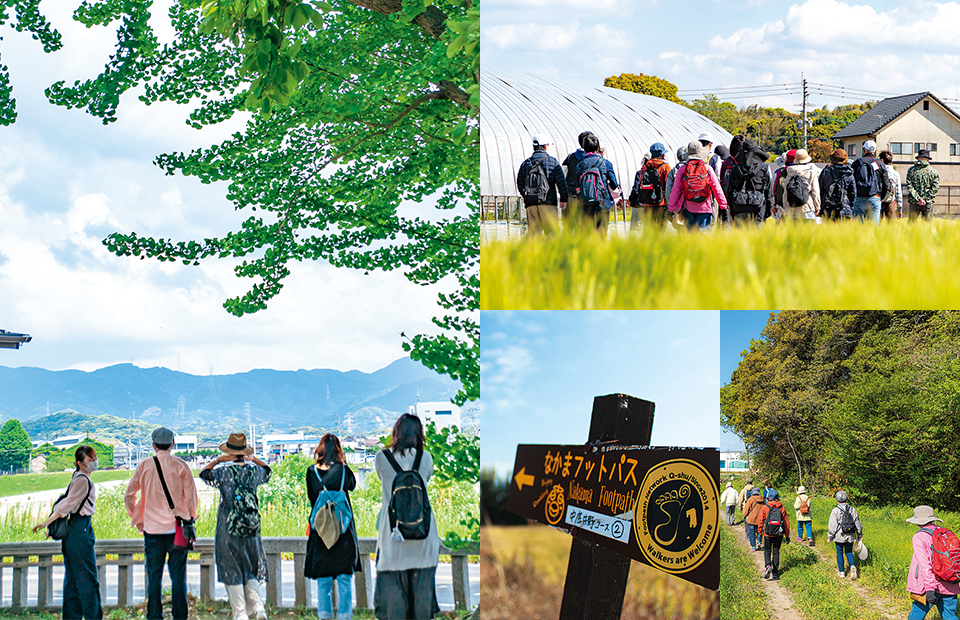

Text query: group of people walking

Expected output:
[726,478,960,618]
[33,414,441,620]
[517,129,943,236]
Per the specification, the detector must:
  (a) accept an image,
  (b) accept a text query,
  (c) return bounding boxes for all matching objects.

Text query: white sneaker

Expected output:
[849,565,858,580]
[837,570,845,578]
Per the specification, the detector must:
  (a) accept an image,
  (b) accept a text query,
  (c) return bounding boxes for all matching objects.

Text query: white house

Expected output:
[408,402,461,430]
[721,451,750,472]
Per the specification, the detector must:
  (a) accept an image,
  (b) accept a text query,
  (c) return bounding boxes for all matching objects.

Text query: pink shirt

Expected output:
[668,160,728,215]
[907,528,960,595]
[125,450,198,535]
[53,471,96,518]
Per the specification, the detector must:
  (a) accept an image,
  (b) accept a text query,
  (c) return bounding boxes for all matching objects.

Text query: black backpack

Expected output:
[763,503,784,537]
[730,165,766,213]
[825,169,853,216]
[635,161,664,205]
[839,506,857,535]
[577,155,607,212]
[522,159,551,207]
[382,448,432,540]
[785,174,810,207]
[853,157,879,197]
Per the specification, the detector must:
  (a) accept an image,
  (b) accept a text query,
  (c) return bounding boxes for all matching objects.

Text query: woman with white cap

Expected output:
[906,505,959,619]
[200,433,271,620]
[794,486,813,546]
[827,490,862,579]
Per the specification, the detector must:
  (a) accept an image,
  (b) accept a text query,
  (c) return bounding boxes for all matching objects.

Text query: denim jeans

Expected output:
[683,210,713,231]
[853,196,881,224]
[317,574,352,619]
[62,516,103,620]
[909,593,958,620]
[798,520,812,539]
[144,533,188,620]
[835,541,855,574]
[746,523,757,549]
[726,505,736,525]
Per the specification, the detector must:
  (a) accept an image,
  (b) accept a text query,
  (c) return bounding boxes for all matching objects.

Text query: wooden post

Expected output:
[558,394,655,620]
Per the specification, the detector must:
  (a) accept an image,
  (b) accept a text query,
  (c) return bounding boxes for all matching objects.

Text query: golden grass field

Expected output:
[481,219,960,309]
[482,524,719,620]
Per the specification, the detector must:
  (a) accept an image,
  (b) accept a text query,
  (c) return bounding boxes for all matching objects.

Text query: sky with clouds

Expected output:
[0,1,456,376]
[482,0,960,111]
[479,311,723,476]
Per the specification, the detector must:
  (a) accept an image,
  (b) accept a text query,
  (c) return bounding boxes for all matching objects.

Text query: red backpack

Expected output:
[921,526,960,583]
[681,159,712,203]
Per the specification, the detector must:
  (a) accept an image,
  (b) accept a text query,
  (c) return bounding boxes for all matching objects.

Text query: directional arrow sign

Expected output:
[508,444,720,591]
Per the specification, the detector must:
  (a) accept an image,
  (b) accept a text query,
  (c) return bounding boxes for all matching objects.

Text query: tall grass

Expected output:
[484,524,718,619]
[0,470,132,498]
[481,219,960,309]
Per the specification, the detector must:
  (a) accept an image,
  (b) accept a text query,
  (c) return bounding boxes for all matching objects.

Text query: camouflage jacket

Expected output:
[906,160,940,204]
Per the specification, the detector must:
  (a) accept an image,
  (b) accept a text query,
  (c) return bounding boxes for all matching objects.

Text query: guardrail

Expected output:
[0,537,477,612]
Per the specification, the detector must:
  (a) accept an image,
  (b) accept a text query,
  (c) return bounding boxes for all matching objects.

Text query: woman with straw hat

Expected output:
[906,505,960,619]
[200,433,271,620]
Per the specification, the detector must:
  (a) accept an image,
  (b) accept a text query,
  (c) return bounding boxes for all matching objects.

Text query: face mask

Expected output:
[84,459,98,473]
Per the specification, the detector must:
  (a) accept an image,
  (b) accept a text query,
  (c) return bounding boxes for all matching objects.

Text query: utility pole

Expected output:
[802,74,808,149]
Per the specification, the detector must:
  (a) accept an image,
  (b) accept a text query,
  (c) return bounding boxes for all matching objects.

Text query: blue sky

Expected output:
[0,1,456,374]
[483,0,960,111]
[719,311,773,451]
[479,311,723,476]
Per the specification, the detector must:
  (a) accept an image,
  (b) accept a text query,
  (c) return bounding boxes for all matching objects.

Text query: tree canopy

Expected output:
[3,0,479,405]
[722,311,960,509]
[604,72,681,104]
[0,419,33,471]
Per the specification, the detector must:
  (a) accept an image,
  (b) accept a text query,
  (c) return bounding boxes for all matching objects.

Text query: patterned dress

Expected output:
[200,463,271,586]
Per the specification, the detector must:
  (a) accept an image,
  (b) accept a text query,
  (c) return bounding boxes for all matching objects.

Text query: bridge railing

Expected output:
[0,537,477,611]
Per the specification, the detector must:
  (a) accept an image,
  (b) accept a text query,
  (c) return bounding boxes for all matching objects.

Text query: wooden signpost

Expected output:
[507,394,720,620]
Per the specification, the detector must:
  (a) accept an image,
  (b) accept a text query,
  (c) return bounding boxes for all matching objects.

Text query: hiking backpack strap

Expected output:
[153,456,176,511]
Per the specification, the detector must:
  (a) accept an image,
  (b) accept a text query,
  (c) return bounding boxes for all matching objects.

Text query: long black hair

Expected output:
[390,414,424,456]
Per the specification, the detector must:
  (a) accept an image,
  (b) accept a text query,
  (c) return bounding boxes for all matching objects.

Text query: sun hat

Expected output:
[698,132,715,144]
[854,539,869,560]
[863,140,877,153]
[830,149,848,164]
[152,427,174,445]
[726,481,733,488]
[797,486,807,494]
[906,505,943,525]
[746,477,754,484]
[220,432,254,456]
[650,142,666,157]
[676,146,688,162]
[767,490,780,500]
[916,149,932,160]
[794,149,812,164]
[686,141,705,160]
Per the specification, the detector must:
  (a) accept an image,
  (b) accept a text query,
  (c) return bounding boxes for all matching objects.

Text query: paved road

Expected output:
[0,559,479,611]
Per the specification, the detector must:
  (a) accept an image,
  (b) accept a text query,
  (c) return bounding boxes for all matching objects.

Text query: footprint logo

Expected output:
[545,484,566,525]
[653,483,692,547]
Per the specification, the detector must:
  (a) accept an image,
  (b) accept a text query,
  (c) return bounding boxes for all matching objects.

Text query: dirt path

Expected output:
[807,541,901,620]
[729,524,803,620]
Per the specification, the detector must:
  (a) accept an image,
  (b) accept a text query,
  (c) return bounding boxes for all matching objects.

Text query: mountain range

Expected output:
[0,358,460,441]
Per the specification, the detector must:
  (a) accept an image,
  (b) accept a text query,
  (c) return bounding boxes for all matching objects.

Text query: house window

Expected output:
[891,142,913,155]
[951,143,960,156]
[924,100,930,111]
[847,144,856,157]
[914,142,937,153]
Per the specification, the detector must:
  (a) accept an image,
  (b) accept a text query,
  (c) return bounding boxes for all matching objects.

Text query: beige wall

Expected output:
[837,97,960,185]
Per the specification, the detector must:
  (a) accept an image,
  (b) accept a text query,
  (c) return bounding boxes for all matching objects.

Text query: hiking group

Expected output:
[32,417,441,620]
[516,130,941,236]
[731,479,864,582]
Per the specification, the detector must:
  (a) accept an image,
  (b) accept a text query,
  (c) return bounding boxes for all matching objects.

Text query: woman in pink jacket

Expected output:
[668,141,728,231]
[906,505,959,620]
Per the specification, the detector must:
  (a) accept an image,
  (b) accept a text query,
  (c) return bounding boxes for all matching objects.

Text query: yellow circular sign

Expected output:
[633,459,719,574]
[545,484,566,525]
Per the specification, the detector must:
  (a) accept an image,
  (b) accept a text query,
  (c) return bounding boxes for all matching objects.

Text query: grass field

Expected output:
[0,470,132,498]
[482,524,719,620]
[481,219,960,309]
[718,526,769,620]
